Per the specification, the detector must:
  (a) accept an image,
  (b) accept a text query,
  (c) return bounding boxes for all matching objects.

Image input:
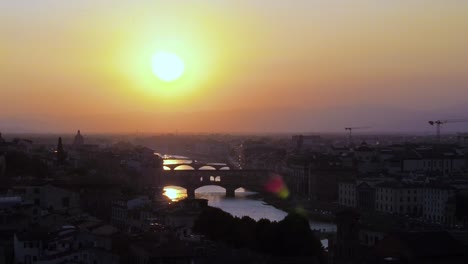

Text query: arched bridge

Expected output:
[163,161,232,171]
[159,169,274,198]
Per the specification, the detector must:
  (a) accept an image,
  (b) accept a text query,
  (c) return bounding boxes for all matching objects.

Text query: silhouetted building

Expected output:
[374,231,468,263]
[331,210,361,264]
[0,154,5,178]
[292,135,323,151]
[73,130,84,147]
[56,137,66,164]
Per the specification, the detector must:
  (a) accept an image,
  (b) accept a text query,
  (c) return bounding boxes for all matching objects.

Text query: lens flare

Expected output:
[264,174,289,199]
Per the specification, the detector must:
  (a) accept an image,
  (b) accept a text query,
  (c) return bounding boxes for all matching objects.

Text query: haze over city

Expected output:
[2,0,468,133]
[5,1,468,264]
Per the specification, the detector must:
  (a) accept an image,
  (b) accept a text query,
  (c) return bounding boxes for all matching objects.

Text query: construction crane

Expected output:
[428,118,468,142]
[345,126,371,146]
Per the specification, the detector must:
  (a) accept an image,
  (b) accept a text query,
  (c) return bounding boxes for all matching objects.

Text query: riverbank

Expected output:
[254,194,337,223]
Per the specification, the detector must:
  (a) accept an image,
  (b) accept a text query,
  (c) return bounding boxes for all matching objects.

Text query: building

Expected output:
[330,210,361,264]
[0,154,5,178]
[354,142,380,173]
[14,231,46,264]
[73,130,84,148]
[14,225,121,264]
[393,146,466,175]
[111,197,151,231]
[374,231,468,264]
[338,178,388,210]
[375,182,423,216]
[338,181,357,208]
[288,153,355,201]
[292,135,323,151]
[422,184,457,226]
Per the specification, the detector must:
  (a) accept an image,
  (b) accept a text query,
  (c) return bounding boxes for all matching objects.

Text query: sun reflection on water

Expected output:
[163,187,187,201]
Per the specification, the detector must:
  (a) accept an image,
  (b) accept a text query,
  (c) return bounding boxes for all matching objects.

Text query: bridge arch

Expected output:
[173,164,195,170]
[195,185,226,193]
[199,165,217,170]
[160,169,272,198]
[195,185,244,198]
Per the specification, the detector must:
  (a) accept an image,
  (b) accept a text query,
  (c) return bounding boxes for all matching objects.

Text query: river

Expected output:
[161,157,337,233]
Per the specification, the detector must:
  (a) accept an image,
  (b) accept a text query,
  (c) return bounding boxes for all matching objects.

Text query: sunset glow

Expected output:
[151,52,185,82]
[2,1,468,133]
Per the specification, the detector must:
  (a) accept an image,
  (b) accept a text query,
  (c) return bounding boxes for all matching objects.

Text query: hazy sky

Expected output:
[2,0,468,133]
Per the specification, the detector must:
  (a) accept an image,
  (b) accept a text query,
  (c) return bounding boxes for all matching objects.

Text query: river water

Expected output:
[162,157,337,233]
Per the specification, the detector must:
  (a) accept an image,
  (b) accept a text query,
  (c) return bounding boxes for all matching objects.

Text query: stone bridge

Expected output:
[159,169,273,198]
[163,161,231,171]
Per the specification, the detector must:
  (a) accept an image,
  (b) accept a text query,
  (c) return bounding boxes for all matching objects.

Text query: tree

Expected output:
[193,207,324,261]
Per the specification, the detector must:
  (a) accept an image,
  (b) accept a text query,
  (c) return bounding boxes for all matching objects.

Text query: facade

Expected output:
[14,225,120,264]
[111,197,152,231]
[375,182,423,216]
[423,185,457,226]
[14,232,46,264]
[11,184,79,212]
[356,182,376,211]
[397,147,466,175]
[338,178,388,210]
[338,181,356,208]
[288,153,354,201]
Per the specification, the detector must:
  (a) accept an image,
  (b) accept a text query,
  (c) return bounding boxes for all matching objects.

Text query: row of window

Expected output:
[377,188,418,194]
[376,195,418,202]
[23,242,39,249]
[376,204,419,214]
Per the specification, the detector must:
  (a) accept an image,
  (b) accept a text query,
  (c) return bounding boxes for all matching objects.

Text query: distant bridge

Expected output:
[163,161,231,171]
[159,165,273,198]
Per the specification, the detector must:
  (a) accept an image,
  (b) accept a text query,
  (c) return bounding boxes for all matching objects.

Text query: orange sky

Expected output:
[2,1,468,133]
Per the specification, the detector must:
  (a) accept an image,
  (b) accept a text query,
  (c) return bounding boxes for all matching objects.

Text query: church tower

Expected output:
[57,137,66,164]
[73,130,84,147]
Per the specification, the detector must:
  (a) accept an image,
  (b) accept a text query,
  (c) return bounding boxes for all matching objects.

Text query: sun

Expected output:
[151,52,185,82]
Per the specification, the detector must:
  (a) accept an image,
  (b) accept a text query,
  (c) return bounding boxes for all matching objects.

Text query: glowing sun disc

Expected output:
[151,52,185,82]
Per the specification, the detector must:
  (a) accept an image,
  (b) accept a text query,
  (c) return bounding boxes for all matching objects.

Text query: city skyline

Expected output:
[2,0,468,133]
